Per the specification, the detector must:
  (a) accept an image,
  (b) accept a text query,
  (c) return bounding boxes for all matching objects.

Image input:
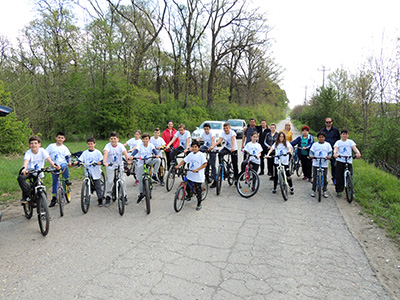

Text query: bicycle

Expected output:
[166,150,186,192]
[173,168,208,212]
[215,150,235,196]
[107,163,126,215]
[201,149,214,184]
[51,166,72,217]
[236,153,260,198]
[272,153,290,201]
[78,162,106,214]
[310,157,328,202]
[21,168,53,236]
[290,147,302,177]
[338,155,357,203]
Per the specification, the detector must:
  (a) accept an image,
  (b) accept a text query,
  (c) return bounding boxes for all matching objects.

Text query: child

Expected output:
[17,136,59,203]
[209,122,239,180]
[165,124,191,162]
[78,137,104,206]
[131,133,161,203]
[150,128,166,186]
[333,128,361,198]
[241,132,263,173]
[124,130,142,152]
[266,131,294,194]
[175,140,207,211]
[103,131,131,207]
[309,131,332,198]
[197,123,217,188]
[291,125,314,181]
[46,132,72,207]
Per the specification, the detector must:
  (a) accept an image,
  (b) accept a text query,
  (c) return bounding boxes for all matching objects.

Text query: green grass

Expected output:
[353,159,400,244]
[0,139,110,204]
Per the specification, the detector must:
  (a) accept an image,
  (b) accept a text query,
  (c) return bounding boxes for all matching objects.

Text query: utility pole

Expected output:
[318,65,330,87]
[304,85,308,105]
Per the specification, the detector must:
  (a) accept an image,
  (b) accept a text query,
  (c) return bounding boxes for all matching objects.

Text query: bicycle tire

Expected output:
[227,165,234,186]
[57,186,65,217]
[166,165,176,192]
[296,162,302,177]
[158,158,166,181]
[23,201,33,219]
[117,181,125,216]
[345,172,354,203]
[37,191,50,236]
[201,181,208,201]
[81,179,90,214]
[278,170,288,201]
[174,185,186,212]
[290,158,295,175]
[317,171,322,203]
[100,171,106,195]
[144,177,151,214]
[205,163,212,184]
[236,169,260,198]
[216,165,223,195]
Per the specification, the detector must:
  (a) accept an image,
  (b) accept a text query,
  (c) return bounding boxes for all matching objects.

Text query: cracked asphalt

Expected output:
[0,120,391,299]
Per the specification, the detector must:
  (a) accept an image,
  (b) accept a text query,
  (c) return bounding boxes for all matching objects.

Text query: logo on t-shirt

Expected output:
[343,147,348,153]
[113,155,117,162]
[54,154,59,161]
[280,150,283,155]
[253,150,256,155]
[319,151,323,156]
[34,163,39,170]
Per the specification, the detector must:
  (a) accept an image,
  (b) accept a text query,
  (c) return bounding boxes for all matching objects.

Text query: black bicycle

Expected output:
[108,163,126,215]
[78,162,106,214]
[166,150,186,192]
[338,155,357,203]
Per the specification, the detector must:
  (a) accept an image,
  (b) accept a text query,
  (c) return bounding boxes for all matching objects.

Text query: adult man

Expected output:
[242,118,258,161]
[257,119,270,175]
[320,117,340,184]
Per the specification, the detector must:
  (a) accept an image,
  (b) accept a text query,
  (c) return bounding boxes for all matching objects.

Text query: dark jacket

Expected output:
[264,131,278,150]
[257,126,271,151]
[291,134,314,156]
[320,126,340,148]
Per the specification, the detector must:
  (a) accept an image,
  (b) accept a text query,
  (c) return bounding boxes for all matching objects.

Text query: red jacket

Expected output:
[162,128,179,151]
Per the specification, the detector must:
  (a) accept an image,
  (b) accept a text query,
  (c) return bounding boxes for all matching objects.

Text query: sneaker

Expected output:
[98,198,103,207]
[105,196,111,207]
[49,196,57,208]
[160,180,165,187]
[269,177,274,181]
[210,181,217,188]
[272,189,277,194]
[137,193,145,203]
[267,172,272,176]
[308,178,312,182]
[290,188,294,195]
[310,191,315,197]
[323,191,328,198]
[124,196,128,205]
[337,192,342,198]
[196,204,202,211]
[20,197,30,204]
[152,175,159,183]
[259,171,264,176]
[303,177,307,180]
[65,180,72,186]
[134,179,139,186]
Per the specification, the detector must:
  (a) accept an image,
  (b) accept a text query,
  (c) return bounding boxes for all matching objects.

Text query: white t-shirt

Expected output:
[174,130,191,149]
[201,131,215,150]
[243,142,263,165]
[134,143,157,167]
[45,143,71,165]
[184,151,207,183]
[221,130,237,151]
[310,142,332,168]
[125,138,142,150]
[334,139,356,164]
[150,136,166,156]
[272,141,292,165]
[79,149,104,180]
[103,142,127,167]
[24,148,50,171]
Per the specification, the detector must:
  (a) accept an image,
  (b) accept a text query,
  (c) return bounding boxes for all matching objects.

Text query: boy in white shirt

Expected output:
[175,140,207,211]
[124,130,142,152]
[333,128,361,198]
[103,131,131,207]
[309,132,332,198]
[165,124,191,163]
[150,128,166,186]
[197,123,217,188]
[130,132,161,203]
[46,132,72,207]
[17,136,59,203]
[78,137,105,206]
[242,132,263,173]
[209,122,239,180]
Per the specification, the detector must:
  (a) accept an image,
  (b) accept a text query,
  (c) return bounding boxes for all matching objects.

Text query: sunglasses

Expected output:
[325,121,332,124]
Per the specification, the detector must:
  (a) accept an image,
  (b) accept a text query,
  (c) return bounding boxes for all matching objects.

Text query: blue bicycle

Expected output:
[215,150,234,196]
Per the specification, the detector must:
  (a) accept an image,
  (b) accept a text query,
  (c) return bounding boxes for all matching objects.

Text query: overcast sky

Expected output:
[1,0,399,108]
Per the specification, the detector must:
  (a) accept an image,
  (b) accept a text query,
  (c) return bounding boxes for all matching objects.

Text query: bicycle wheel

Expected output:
[201,181,208,201]
[237,169,260,198]
[23,201,33,219]
[227,165,234,186]
[345,173,354,203]
[37,191,50,236]
[278,170,288,201]
[296,162,302,177]
[100,171,106,195]
[205,163,213,184]
[216,165,223,195]
[290,158,295,175]
[317,171,322,203]
[158,158,166,181]
[57,186,65,217]
[174,185,186,212]
[117,182,125,216]
[81,179,90,214]
[166,165,176,192]
[144,177,151,214]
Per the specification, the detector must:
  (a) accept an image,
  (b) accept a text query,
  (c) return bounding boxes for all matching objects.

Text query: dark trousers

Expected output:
[188,181,202,206]
[330,157,337,181]
[240,160,259,173]
[301,154,312,179]
[267,150,275,176]
[335,161,352,193]
[93,178,104,200]
[169,146,185,166]
[312,166,328,192]
[273,164,293,189]
[218,148,238,178]
[17,174,33,199]
[200,146,217,181]
[259,150,267,173]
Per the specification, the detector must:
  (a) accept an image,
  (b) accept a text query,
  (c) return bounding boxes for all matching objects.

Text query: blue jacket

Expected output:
[291,134,314,156]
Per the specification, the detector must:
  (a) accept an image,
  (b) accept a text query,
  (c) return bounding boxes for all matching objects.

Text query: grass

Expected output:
[353,159,400,244]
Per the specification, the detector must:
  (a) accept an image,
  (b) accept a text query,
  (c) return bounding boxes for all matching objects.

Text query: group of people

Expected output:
[17,117,362,214]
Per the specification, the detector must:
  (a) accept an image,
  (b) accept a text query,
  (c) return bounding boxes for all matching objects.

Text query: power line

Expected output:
[318,65,330,87]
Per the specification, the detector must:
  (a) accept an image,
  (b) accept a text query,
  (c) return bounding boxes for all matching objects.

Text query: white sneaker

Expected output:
[323,191,328,198]
[310,191,315,197]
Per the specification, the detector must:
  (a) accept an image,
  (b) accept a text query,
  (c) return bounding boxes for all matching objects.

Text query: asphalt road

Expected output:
[0,119,391,299]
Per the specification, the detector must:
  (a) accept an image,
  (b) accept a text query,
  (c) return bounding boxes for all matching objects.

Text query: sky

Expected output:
[1,0,399,108]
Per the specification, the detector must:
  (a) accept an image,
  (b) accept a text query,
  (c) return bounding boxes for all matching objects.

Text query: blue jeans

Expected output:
[52,163,69,194]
